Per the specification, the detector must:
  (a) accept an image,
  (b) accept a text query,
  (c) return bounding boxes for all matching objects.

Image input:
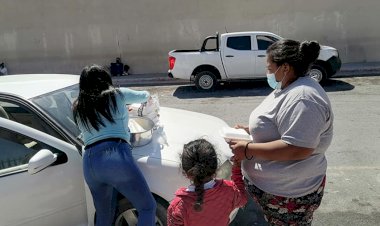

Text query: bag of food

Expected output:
[128,94,160,128]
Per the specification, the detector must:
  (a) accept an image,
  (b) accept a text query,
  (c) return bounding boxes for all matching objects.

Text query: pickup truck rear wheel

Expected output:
[195,71,217,91]
[308,65,327,83]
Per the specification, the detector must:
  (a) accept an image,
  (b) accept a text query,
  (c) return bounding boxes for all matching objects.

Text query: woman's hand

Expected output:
[234,124,250,134]
[228,139,250,162]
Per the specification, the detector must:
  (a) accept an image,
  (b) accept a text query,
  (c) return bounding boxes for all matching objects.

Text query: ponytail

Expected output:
[193,175,205,211]
[300,41,320,66]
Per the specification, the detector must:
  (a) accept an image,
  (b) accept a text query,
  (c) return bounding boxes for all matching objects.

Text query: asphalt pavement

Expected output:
[112,62,380,87]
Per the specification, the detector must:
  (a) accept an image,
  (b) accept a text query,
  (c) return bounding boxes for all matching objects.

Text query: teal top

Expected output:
[77,87,149,146]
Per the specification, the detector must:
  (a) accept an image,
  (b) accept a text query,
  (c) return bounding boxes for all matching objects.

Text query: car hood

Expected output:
[132,107,232,164]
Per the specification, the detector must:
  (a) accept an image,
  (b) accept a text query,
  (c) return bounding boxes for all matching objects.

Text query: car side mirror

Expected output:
[28,149,57,175]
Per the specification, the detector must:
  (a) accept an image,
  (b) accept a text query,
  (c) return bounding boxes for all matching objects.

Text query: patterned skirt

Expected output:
[245,176,326,226]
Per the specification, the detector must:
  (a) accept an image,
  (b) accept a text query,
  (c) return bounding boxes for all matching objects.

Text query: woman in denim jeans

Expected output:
[73,65,156,226]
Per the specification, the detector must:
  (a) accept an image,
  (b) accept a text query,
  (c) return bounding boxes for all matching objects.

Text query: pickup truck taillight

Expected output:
[168,56,176,70]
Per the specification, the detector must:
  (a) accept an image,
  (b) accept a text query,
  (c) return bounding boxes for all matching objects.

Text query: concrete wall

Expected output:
[0,0,379,75]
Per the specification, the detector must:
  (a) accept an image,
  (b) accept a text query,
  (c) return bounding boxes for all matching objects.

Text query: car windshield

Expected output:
[30,84,81,140]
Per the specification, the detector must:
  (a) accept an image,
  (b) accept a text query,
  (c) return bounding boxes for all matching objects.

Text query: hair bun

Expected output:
[300,40,320,64]
[300,41,320,52]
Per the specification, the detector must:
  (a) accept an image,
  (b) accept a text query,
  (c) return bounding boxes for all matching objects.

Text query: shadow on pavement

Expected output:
[173,80,272,99]
[322,79,355,92]
[173,79,355,99]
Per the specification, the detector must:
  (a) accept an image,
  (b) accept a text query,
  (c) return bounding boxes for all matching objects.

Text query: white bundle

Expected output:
[128,94,160,127]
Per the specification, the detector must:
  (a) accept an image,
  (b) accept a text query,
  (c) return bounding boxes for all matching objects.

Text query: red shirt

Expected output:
[167,167,248,226]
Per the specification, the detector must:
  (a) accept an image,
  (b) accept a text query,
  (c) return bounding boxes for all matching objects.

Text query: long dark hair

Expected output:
[181,139,218,212]
[267,39,320,77]
[73,64,121,131]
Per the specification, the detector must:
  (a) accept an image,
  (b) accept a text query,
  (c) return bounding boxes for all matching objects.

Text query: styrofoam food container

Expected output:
[220,127,252,142]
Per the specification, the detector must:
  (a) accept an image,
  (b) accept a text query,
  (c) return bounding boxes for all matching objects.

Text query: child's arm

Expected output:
[167,198,185,226]
[230,158,248,208]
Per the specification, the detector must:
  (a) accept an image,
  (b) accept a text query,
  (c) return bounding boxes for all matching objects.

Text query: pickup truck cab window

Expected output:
[257,35,279,50]
[227,36,251,50]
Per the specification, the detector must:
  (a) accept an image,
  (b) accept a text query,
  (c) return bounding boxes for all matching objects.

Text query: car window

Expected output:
[226,36,251,50]
[0,100,65,142]
[31,85,81,140]
[257,35,279,50]
[0,127,67,176]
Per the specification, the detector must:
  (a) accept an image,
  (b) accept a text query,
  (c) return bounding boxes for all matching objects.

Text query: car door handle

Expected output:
[225,55,234,58]
[258,55,266,57]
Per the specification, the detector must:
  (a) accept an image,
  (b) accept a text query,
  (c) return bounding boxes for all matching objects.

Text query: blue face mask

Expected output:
[266,66,282,89]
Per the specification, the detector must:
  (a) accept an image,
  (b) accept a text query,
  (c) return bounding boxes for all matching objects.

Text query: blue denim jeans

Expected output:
[83,140,156,226]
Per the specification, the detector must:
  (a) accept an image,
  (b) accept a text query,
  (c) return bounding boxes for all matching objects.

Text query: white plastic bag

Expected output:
[144,94,160,115]
[128,94,160,128]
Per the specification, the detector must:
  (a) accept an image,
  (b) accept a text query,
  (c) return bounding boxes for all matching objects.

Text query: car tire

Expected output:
[114,197,168,226]
[308,65,327,83]
[194,71,217,91]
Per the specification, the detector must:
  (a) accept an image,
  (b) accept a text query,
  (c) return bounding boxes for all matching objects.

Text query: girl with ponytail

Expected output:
[167,138,247,226]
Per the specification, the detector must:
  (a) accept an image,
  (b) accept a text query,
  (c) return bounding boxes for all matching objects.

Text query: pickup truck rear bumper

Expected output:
[327,56,342,76]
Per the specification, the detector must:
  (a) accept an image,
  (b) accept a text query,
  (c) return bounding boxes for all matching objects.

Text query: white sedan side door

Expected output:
[0,118,88,226]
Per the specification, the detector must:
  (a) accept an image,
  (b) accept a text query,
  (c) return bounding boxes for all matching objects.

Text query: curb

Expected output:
[112,63,380,86]
[112,73,189,87]
[336,68,380,77]
[335,62,380,77]
[112,75,190,86]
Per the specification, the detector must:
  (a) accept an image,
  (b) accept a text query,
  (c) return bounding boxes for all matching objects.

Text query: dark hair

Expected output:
[181,139,218,212]
[73,64,121,131]
[267,39,320,77]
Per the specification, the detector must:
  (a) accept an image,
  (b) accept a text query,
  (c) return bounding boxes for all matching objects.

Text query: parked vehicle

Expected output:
[168,31,342,90]
[0,74,234,226]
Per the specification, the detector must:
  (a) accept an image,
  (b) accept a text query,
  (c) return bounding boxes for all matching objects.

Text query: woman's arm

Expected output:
[120,87,150,104]
[230,139,313,161]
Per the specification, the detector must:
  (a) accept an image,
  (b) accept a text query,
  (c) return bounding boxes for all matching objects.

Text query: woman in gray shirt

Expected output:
[229,39,333,225]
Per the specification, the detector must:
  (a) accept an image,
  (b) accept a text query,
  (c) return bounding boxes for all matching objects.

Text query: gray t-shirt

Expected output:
[242,77,333,197]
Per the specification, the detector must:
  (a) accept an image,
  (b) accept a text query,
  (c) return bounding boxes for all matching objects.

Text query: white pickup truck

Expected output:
[168,31,341,91]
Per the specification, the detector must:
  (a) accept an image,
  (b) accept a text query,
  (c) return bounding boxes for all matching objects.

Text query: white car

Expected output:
[0,74,234,226]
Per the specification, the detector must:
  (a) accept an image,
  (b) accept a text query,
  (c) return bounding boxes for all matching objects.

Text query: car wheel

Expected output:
[114,197,167,226]
[308,65,327,83]
[194,71,217,91]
